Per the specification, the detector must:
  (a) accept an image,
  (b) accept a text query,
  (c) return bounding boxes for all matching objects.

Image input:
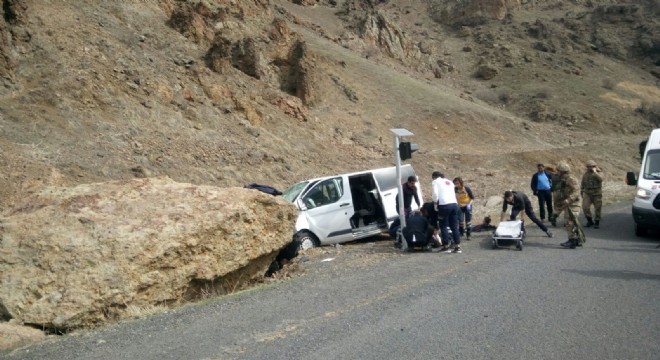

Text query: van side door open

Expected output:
[348,173,386,230]
[372,165,421,224]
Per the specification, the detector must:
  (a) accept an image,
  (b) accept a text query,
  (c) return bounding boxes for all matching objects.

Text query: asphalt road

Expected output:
[4,202,659,360]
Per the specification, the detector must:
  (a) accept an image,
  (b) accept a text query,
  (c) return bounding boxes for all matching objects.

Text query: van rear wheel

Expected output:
[296,231,319,250]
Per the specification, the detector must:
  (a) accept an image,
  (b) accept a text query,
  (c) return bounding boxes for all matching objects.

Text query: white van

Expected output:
[282,165,422,249]
[626,128,660,236]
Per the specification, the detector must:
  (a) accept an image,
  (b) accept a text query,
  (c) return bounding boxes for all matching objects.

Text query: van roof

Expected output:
[648,128,660,150]
[300,164,414,183]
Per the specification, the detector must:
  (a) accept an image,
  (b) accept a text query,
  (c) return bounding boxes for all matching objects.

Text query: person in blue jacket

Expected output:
[530,163,553,222]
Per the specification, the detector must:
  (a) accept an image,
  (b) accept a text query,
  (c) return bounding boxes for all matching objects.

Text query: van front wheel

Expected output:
[296,231,319,250]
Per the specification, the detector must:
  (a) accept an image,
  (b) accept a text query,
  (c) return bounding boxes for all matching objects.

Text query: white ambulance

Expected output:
[627,128,660,236]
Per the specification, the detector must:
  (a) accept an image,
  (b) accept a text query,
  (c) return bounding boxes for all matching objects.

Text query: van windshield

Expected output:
[282,181,310,203]
[642,149,660,180]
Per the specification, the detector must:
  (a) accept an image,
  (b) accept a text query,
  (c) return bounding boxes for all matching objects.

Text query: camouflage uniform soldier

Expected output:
[555,162,584,249]
[581,159,603,229]
[547,165,563,227]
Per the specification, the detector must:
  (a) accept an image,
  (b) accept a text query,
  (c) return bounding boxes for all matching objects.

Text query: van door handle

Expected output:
[340,203,350,207]
[383,193,392,196]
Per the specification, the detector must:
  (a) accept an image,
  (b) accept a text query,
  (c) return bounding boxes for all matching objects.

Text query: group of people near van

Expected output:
[399,172,474,254]
[398,160,604,252]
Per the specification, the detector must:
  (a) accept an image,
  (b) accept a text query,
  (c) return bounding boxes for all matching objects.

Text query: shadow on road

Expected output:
[562,269,660,281]
[589,244,660,254]
[587,225,660,244]
[591,204,660,243]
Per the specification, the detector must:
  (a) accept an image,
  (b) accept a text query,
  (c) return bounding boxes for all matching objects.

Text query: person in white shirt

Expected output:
[432,171,462,253]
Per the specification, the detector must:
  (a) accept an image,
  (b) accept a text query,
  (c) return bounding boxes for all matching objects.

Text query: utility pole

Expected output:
[389,128,415,251]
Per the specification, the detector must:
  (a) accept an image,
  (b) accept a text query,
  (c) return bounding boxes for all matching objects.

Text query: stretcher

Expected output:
[492,220,524,251]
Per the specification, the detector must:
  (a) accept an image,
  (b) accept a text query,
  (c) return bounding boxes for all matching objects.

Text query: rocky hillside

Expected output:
[0,0,659,349]
[0,0,658,218]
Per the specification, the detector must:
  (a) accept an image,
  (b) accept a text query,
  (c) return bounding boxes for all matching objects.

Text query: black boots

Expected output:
[561,238,584,249]
[585,217,594,227]
[549,214,557,227]
[585,217,600,228]
[459,226,471,240]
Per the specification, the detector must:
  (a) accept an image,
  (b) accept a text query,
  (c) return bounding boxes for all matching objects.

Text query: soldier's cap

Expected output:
[585,160,597,167]
[557,162,571,172]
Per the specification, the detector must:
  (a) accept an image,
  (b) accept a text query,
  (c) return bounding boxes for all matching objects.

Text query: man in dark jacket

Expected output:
[396,176,421,219]
[500,190,553,237]
[530,163,553,222]
[402,210,433,251]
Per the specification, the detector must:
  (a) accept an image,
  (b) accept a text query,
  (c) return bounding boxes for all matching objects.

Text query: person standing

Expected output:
[397,175,421,219]
[453,177,474,240]
[581,160,603,228]
[432,171,462,253]
[547,165,563,227]
[530,163,553,222]
[555,162,584,248]
[500,190,553,237]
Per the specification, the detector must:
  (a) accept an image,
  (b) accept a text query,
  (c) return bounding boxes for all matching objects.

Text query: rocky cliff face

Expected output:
[0,177,297,330]
[429,0,521,26]
[0,0,657,344]
[0,0,29,82]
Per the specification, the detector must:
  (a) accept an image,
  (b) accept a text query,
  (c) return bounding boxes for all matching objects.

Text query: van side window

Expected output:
[643,150,660,179]
[303,177,343,209]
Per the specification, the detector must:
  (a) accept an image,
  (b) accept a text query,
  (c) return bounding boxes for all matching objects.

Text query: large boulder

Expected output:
[0,177,297,330]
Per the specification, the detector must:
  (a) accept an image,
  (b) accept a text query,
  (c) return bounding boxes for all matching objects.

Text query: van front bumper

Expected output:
[632,206,660,228]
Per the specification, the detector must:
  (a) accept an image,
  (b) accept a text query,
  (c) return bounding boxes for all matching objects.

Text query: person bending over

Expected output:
[501,190,553,238]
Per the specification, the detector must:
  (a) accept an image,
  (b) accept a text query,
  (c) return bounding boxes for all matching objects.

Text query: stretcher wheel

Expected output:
[516,240,523,251]
[492,240,498,249]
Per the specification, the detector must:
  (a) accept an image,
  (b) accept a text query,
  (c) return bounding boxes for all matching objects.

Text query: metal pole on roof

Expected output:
[390,128,414,251]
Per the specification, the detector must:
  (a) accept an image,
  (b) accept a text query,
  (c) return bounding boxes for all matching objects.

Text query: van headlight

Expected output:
[636,188,652,200]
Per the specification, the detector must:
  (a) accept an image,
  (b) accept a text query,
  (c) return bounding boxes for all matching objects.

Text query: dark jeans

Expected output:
[397,207,414,220]
[536,189,553,220]
[458,205,472,234]
[510,200,548,233]
[437,203,461,246]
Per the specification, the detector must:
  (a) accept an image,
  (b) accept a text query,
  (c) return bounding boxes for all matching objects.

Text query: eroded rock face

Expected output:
[430,0,521,27]
[180,2,321,106]
[168,0,273,46]
[0,0,29,80]
[360,12,419,62]
[0,177,297,330]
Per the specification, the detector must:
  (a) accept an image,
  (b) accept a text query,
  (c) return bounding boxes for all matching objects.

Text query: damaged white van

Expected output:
[282,165,421,249]
[626,128,660,236]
